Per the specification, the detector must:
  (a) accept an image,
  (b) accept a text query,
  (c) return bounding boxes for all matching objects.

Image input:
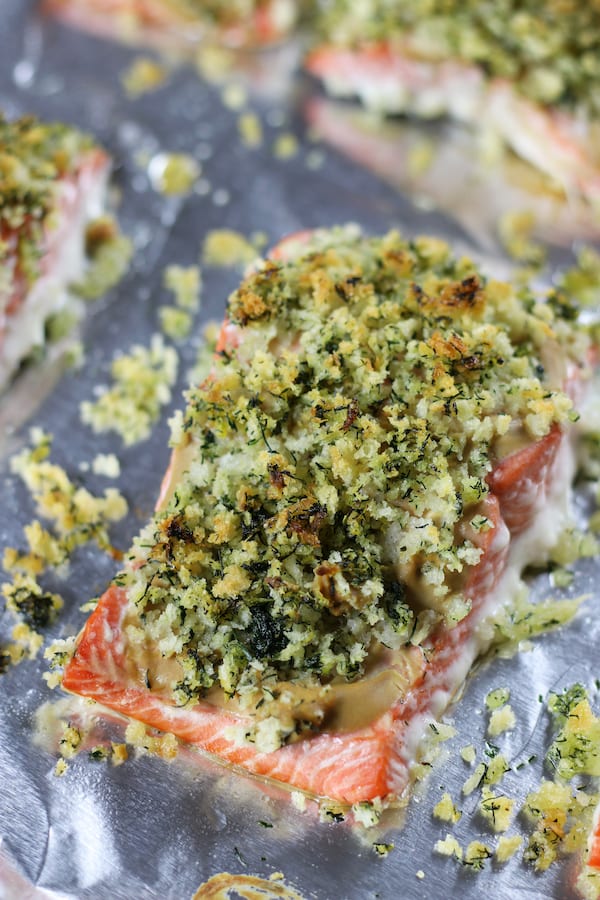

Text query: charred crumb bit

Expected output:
[319,803,345,824]
[110,743,128,766]
[88,746,109,761]
[372,842,394,858]
[258,820,273,828]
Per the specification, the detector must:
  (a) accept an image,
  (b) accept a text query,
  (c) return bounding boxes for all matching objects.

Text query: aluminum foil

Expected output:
[1,3,599,898]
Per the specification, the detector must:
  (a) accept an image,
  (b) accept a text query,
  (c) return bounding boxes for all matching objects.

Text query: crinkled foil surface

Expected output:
[1,2,599,898]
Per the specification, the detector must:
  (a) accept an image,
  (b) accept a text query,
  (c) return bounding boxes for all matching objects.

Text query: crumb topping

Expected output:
[116,226,590,739]
[317,1,600,116]
[0,114,96,289]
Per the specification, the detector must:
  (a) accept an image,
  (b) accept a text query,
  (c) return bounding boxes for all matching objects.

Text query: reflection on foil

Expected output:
[306,96,600,253]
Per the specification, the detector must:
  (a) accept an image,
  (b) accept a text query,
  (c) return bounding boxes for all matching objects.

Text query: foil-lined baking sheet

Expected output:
[1,3,599,898]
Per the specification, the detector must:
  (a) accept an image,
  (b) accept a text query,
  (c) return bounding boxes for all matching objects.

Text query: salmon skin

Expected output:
[305,39,600,203]
[62,226,593,805]
[0,115,110,390]
[43,0,298,49]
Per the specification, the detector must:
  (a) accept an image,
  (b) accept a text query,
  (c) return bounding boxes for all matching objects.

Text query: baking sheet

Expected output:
[1,3,599,898]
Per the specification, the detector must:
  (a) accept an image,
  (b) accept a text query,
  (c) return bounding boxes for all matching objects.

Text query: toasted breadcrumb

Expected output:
[435,834,463,860]
[148,153,199,196]
[479,787,514,833]
[272,133,299,159]
[202,229,258,268]
[80,335,178,445]
[121,57,168,97]
[461,745,477,765]
[238,112,263,148]
[495,834,523,862]
[163,265,201,311]
[488,705,516,737]
[433,792,462,824]
[92,453,121,479]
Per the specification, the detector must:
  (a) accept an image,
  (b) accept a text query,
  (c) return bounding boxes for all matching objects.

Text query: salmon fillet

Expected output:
[44,0,298,49]
[305,37,600,201]
[62,226,593,805]
[0,115,110,390]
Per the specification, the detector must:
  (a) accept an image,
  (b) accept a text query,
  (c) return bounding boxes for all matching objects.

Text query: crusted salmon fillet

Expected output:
[306,3,600,201]
[44,0,298,49]
[62,226,594,805]
[0,115,110,390]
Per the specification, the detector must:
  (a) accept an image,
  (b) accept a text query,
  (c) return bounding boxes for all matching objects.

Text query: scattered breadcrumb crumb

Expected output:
[372,842,394,858]
[92,453,121,479]
[416,870,425,880]
[121,57,168,97]
[80,335,178,445]
[238,112,263,149]
[202,229,258,268]
[435,834,463,860]
[352,799,383,828]
[433,792,462,824]
[495,834,522,862]
[488,704,516,737]
[159,306,193,341]
[479,787,515,833]
[485,688,510,710]
[464,840,492,870]
[291,791,306,812]
[74,215,133,300]
[54,759,68,777]
[163,264,201,311]
[221,82,247,111]
[461,745,476,764]
[498,210,545,267]
[195,45,235,83]
[272,133,299,160]
[407,140,434,178]
[148,152,199,196]
[111,743,129,766]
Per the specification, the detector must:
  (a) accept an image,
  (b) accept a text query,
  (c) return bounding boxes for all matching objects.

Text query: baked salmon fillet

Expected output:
[0,114,110,390]
[44,0,298,49]
[306,2,600,202]
[62,226,594,805]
